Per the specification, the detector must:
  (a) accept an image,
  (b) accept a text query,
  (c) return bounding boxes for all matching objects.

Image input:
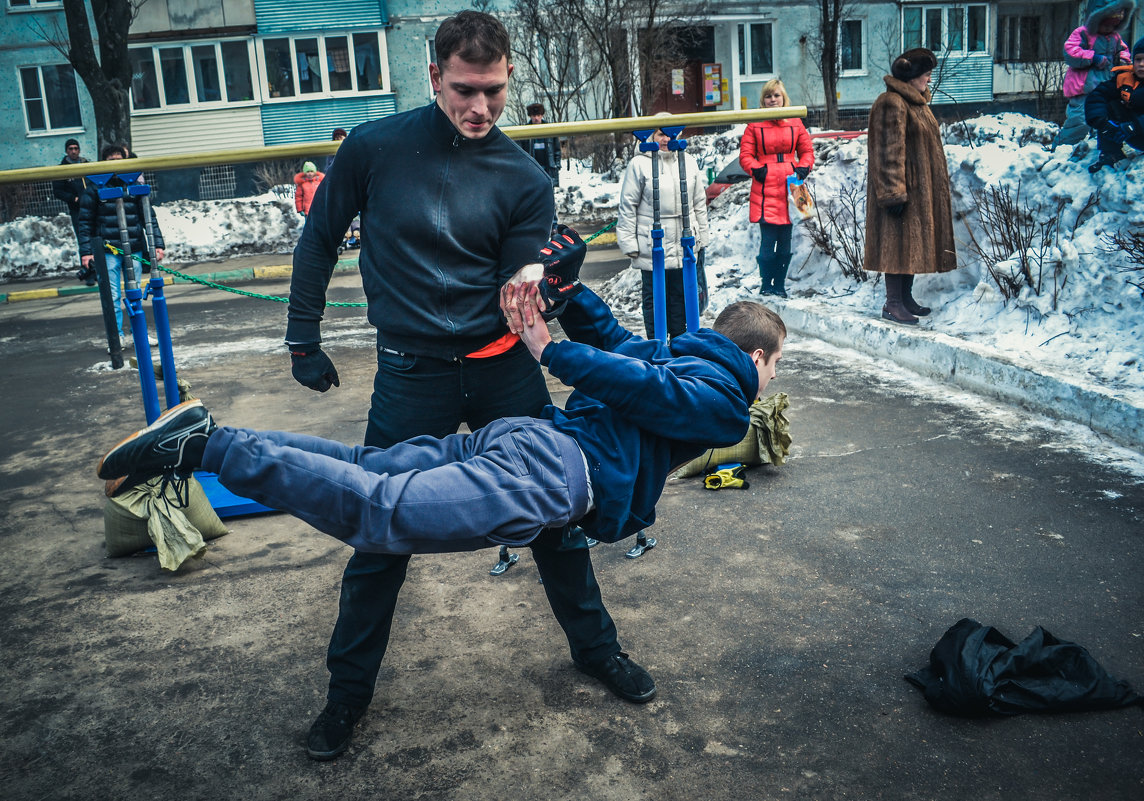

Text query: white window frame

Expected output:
[256,30,390,103]
[536,31,582,91]
[425,37,437,100]
[901,3,989,56]
[7,0,64,10]
[737,20,776,78]
[839,18,866,76]
[18,62,83,136]
[129,38,258,114]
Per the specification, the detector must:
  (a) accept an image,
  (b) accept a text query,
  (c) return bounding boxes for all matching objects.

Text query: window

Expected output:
[840,19,864,73]
[537,32,580,89]
[19,64,82,133]
[998,15,1045,62]
[902,4,988,54]
[8,0,63,9]
[737,22,773,77]
[130,40,257,110]
[260,31,388,100]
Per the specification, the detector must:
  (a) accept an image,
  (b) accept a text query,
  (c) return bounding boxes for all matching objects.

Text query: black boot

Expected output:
[758,254,776,295]
[881,274,918,325]
[901,274,930,316]
[772,254,791,298]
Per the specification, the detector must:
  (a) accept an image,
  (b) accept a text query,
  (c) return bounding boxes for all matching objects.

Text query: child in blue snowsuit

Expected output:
[1085,35,1144,171]
[97,281,784,555]
[1053,0,1134,149]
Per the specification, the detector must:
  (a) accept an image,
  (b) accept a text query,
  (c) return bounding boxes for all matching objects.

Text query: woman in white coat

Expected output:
[616,115,710,340]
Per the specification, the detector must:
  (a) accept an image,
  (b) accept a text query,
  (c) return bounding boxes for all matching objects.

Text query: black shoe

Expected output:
[576,652,656,703]
[307,701,365,761]
[97,399,217,480]
[489,551,519,576]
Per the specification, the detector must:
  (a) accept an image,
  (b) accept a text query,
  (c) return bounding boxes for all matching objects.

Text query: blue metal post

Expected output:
[633,129,667,341]
[131,183,180,410]
[662,125,700,332]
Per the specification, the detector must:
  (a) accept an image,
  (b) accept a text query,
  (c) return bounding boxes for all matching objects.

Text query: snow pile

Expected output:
[590,114,1143,404]
[0,193,301,280]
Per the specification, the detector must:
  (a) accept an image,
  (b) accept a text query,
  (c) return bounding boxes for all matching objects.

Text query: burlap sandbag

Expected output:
[674,393,791,478]
[103,476,229,569]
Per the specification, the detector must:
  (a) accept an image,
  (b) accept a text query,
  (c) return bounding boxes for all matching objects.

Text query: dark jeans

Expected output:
[326,340,619,708]
[758,222,792,293]
[640,248,706,340]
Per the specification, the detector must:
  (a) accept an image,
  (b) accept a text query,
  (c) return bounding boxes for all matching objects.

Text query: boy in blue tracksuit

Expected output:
[96,232,784,554]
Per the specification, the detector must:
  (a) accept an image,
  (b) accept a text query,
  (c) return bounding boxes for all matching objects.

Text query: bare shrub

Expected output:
[0,183,33,223]
[1100,228,1144,296]
[805,181,868,281]
[252,160,296,199]
[963,181,1072,308]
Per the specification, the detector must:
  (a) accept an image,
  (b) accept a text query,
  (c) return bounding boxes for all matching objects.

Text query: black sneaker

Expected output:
[307,701,365,761]
[575,652,656,703]
[97,399,216,480]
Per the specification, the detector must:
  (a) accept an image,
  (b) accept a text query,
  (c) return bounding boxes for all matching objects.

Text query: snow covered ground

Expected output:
[2,113,1141,452]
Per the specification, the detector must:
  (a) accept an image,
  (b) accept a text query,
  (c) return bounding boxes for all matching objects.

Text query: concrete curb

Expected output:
[0,260,360,305]
[779,299,1143,453]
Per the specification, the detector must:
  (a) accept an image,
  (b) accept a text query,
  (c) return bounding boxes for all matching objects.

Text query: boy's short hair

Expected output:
[713,301,786,358]
[99,143,125,161]
[435,10,511,66]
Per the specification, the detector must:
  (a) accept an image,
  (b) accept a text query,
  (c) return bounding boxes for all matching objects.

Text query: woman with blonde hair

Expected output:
[738,78,814,297]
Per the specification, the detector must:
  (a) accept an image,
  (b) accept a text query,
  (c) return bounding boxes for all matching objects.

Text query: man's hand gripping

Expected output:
[500,225,587,333]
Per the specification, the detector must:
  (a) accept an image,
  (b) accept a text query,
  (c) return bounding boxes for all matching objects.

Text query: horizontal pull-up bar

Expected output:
[0,106,805,186]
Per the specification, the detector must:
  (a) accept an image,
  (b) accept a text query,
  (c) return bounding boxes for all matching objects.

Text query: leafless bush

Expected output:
[566,133,628,177]
[252,159,296,199]
[963,181,1069,307]
[0,183,33,223]
[805,182,868,281]
[1100,228,1144,296]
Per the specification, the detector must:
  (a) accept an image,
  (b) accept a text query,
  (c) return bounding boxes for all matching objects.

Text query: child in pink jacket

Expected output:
[1053,0,1134,148]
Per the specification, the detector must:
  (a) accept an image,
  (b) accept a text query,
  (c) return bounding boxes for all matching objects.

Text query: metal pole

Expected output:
[662,125,700,333]
[634,129,667,342]
[134,185,180,410]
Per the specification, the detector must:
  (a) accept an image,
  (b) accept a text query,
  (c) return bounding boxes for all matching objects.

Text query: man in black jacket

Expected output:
[51,139,94,285]
[523,102,562,186]
[76,145,164,340]
[287,11,652,762]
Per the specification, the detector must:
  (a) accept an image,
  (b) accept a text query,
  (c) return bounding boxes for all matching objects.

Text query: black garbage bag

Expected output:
[906,618,1143,717]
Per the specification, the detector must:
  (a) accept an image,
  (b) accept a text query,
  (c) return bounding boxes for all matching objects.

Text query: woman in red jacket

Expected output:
[738,79,814,297]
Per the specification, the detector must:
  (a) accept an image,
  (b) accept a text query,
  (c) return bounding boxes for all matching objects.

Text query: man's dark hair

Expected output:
[713,301,786,358]
[100,143,126,161]
[435,10,511,66]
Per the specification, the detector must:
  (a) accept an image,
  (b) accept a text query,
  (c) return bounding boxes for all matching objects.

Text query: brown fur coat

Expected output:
[863,76,957,275]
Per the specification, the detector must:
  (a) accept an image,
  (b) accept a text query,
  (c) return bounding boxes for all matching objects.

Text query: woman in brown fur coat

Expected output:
[864,48,958,324]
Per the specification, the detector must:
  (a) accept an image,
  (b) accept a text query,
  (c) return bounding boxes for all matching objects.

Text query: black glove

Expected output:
[1105,121,1128,144]
[751,166,767,183]
[290,344,340,392]
[794,166,810,181]
[886,203,907,217]
[538,224,586,309]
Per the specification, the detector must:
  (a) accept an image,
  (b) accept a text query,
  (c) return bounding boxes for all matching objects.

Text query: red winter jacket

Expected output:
[294,170,325,214]
[738,118,814,225]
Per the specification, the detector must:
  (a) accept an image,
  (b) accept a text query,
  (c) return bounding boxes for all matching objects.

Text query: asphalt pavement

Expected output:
[0,251,1141,801]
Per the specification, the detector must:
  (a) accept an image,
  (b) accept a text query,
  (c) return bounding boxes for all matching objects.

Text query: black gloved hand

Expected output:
[794,166,810,181]
[538,224,586,309]
[1105,121,1128,144]
[886,203,907,217]
[751,166,767,183]
[290,344,340,392]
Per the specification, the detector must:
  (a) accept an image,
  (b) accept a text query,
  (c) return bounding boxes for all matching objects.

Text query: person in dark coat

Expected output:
[1085,35,1144,172]
[76,144,165,340]
[863,48,958,325]
[286,11,649,763]
[52,139,93,285]
[522,102,562,186]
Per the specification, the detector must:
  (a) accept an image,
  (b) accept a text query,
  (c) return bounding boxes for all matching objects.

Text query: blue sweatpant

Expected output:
[202,417,592,554]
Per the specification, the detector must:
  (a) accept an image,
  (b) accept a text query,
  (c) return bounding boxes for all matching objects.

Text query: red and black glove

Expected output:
[290,343,340,392]
[538,224,586,311]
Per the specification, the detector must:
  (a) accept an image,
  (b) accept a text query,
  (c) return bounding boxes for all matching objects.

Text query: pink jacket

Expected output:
[1062,25,1130,97]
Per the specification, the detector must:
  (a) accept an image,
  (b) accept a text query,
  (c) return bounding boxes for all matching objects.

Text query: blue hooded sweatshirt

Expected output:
[540,289,760,543]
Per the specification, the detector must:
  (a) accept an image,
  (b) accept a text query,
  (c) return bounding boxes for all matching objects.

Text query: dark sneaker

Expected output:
[307,701,365,761]
[625,535,657,559]
[97,399,216,480]
[576,652,656,703]
[489,551,519,576]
